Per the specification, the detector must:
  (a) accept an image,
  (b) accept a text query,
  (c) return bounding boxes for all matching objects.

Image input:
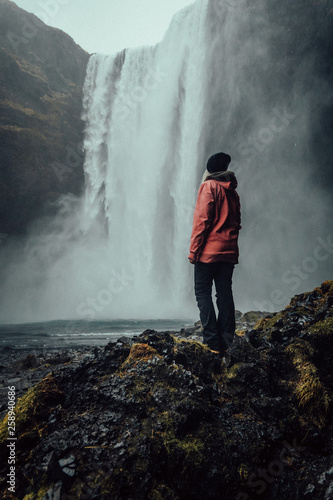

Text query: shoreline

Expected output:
[0,313,264,419]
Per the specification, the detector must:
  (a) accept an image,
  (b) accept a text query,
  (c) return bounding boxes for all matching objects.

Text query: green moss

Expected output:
[254,312,284,339]
[2,99,50,121]
[226,362,248,380]
[238,463,251,483]
[289,280,333,309]
[286,340,315,362]
[321,280,333,295]
[14,56,49,85]
[171,336,207,355]
[307,318,333,339]
[120,343,161,371]
[149,410,205,473]
[152,380,177,396]
[254,281,333,340]
[0,125,48,142]
[294,306,312,318]
[160,412,204,468]
[150,483,179,499]
[0,374,63,445]
[150,488,166,500]
[23,484,49,500]
[286,340,332,428]
[164,434,204,467]
[126,375,153,401]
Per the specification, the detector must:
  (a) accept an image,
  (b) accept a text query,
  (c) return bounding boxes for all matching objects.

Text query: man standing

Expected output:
[188,152,241,354]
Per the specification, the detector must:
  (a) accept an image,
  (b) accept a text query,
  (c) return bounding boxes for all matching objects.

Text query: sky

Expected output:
[12,0,194,54]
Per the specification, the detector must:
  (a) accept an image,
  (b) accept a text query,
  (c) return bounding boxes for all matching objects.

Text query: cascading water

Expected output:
[0,0,331,323]
[79,1,210,318]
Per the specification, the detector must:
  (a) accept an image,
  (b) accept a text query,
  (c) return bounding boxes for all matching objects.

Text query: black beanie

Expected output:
[206,152,231,173]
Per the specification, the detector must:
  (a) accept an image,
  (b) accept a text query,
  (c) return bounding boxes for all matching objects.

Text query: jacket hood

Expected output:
[205,170,238,189]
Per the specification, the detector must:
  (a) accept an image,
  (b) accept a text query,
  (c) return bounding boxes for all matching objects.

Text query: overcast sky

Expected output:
[12,0,194,54]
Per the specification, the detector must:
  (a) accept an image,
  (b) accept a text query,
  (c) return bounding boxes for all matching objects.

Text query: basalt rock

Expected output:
[0,281,332,499]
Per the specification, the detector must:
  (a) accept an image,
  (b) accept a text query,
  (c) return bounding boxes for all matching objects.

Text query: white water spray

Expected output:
[0,0,331,322]
[78,1,210,319]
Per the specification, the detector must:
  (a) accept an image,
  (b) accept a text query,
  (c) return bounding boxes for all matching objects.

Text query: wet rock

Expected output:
[0,281,332,499]
[20,353,38,369]
[43,481,63,500]
[59,455,76,478]
[47,356,72,366]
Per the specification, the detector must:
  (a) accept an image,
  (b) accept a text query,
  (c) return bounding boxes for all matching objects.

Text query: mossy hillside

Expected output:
[0,336,230,498]
[74,341,221,498]
[0,374,63,446]
[307,317,333,341]
[59,340,276,499]
[117,339,215,479]
[0,375,64,498]
[253,280,333,340]
[289,280,333,309]
[254,311,284,341]
[286,340,332,428]
[20,341,288,497]
[286,316,333,428]
[250,281,333,430]
[1,282,332,499]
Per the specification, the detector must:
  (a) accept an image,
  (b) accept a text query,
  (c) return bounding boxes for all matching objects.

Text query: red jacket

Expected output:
[188,173,241,264]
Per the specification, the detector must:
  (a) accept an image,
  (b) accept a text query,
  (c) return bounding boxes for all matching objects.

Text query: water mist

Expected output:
[0,0,331,323]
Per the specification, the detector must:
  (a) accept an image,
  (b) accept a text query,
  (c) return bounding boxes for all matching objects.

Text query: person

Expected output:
[188,152,241,355]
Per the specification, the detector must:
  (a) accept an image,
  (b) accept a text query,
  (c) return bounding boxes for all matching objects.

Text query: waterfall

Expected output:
[0,0,331,322]
[79,1,210,318]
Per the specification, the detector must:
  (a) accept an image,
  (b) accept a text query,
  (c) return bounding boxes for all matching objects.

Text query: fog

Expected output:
[0,0,332,323]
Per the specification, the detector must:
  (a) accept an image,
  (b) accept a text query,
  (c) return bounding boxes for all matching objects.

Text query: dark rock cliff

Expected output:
[0,281,332,499]
[0,0,90,235]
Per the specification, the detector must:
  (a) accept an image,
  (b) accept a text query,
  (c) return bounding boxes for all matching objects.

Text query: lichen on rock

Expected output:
[0,282,332,499]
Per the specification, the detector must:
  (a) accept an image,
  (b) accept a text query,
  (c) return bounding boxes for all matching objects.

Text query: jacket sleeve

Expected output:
[188,182,215,262]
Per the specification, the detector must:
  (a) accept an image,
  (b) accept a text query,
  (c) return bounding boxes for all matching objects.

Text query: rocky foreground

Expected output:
[0,282,332,499]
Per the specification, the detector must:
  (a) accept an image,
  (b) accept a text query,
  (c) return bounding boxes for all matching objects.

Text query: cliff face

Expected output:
[0,282,332,499]
[0,0,90,234]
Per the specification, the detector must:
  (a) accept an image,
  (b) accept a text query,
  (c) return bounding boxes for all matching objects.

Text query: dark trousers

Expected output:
[194,261,236,352]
